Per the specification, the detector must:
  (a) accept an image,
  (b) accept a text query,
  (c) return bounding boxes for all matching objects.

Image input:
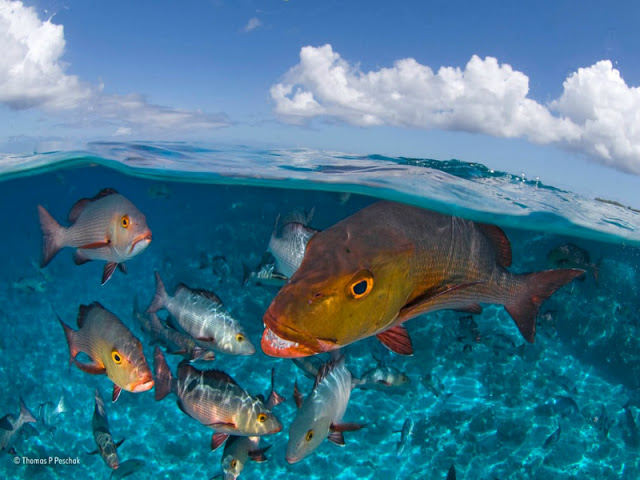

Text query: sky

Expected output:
[1,0,640,206]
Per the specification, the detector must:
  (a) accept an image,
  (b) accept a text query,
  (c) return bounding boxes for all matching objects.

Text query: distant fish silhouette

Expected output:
[446,464,456,480]
[543,425,561,449]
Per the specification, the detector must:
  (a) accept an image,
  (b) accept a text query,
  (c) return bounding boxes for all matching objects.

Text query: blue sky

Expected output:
[1,0,640,205]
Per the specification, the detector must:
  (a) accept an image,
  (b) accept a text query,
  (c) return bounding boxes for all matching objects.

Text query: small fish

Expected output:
[110,459,145,479]
[0,398,37,452]
[242,258,288,288]
[547,242,599,283]
[216,435,271,480]
[147,183,171,199]
[262,201,584,358]
[38,393,72,432]
[543,425,561,449]
[147,272,255,356]
[421,372,445,397]
[286,353,365,464]
[133,298,216,362]
[395,417,414,456]
[38,188,152,285]
[154,348,283,450]
[354,366,410,390]
[267,209,319,279]
[584,404,613,439]
[58,302,154,402]
[87,389,124,470]
[447,464,456,480]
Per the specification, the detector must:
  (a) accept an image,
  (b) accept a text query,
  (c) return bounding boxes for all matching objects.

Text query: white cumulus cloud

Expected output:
[243,17,261,33]
[271,44,640,174]
[0,0,228,134]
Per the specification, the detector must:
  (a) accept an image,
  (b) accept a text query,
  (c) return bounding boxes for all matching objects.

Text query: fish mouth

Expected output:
[130,378,154,392]
[129,231,152,253]
[261,309,318,358]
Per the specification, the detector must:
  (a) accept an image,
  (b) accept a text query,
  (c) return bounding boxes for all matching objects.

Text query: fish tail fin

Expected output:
[18,398,37,425]
[57,315,79,369]
[506,268,585,342]
[38,205,65,267]
[153,346,174,401]
[147,271,168,313]
[55,393,71,415]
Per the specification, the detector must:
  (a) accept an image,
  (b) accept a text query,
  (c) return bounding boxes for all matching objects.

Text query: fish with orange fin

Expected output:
[58,302,154,402]
[153,348,283,451]
[286,353,365,464]
[38,188,152,285]
[262,201,585,358]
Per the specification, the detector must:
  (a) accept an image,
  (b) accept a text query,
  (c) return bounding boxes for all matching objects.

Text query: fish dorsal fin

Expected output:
[313,354,344,390]
[293,381,304,409]
[191,288,223,306]
[93,188,119,200]
[77,303,102,328]
[478,223,512,268]
[201,369,237,385]
[68,198,91,223]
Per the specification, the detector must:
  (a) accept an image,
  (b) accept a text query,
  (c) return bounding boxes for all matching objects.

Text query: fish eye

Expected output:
[121,215,130,228]
[257,413,267,423]
[305,429,314,442]
[230,459,238,469]
[111,349,123,364]
[346,269,374,299]
[235,333,245,343]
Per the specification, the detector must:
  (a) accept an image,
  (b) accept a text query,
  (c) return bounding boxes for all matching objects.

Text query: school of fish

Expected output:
[28,188,588,477]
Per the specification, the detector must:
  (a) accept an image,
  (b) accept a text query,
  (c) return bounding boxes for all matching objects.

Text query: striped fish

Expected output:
[87,389,123,470]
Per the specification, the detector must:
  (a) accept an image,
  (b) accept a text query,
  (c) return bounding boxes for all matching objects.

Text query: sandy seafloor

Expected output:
[1,164,639,480]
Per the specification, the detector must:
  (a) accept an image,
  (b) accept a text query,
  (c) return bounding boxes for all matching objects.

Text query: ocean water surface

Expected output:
[1,142,639,479]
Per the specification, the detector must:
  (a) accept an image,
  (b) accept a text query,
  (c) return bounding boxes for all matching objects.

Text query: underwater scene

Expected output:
[1,142,639,480]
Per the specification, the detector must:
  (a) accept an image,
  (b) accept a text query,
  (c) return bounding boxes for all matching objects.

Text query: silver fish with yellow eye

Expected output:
[153,348,283,451]
[286,353,365,464]
[213,435,271,480]
[58,302,154,402]
[38,188,152,285]
[147,272,255,356]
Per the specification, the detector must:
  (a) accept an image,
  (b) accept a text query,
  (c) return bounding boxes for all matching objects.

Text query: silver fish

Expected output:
[0,398,37,452]
[38,188,152,285]
[286,354,365,463]
[88,389,124,470]
[543,425,561,449]
[217,435,270,480]
[147,272,255,356]
[153,348,283,450]
[395,417,414,456]
[267,209,318,279]
[38,393,72,432]
[354,366,410,390]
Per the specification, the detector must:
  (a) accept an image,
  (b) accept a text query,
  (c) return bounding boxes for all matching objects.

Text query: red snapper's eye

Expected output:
[346,269,374,299]
[121,215,130,228]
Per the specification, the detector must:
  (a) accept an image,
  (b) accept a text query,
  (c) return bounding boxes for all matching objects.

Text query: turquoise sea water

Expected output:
[1,142,639,479]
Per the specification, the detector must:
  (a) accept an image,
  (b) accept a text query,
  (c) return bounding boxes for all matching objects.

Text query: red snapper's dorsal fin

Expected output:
[191,288,224,306]
[67,188,119,223]
[477,223,512,268]
[93,188,119,200]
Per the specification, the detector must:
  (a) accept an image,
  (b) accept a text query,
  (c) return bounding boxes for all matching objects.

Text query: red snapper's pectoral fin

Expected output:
[376,325,413,355]
[398,281,484,322]
[79,241,110,249]
[112,385,122,403]
[72,358,107,376]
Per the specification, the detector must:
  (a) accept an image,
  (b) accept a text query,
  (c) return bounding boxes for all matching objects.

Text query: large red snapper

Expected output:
[262,201,584,358]
[58,302,154,402]
[38,188,152,285]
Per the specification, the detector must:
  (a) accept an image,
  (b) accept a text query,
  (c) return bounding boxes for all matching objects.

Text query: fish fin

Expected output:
[293,381,304,409]
[80,241,111,249]
[327,430,345,446]
[18,398,37,425]
[118,263,127,274]
[73,250,91,265]
[0,415,13,431]
[249,444,271,463]
[67,198,90,223]
[189,346,215,362]
[266,368,285,409]
[398,282,483,322]
[147,271,169,313]
[313,353,346,389]
[196,336,216,343]
[453,304,483,314]
[242,262,252,286]
[331,422,367,432]
[93,188,119,200]
[38,205,65,267]
[57,315,80,368]
[115,438,125,449]
[112,385,122,403]
[505,269,585,343]
[73,358,106,375]
[189,288,224,306]
[102,262,118,285]
[478,223,512,267]
[446,464,457,480]
[376,325,413,356]
[376,380,392,386]
[86,449,99,455]
[153,346,174,401]
[211,433,229,452]
[77,303,92,328]
[200,369,237,385]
